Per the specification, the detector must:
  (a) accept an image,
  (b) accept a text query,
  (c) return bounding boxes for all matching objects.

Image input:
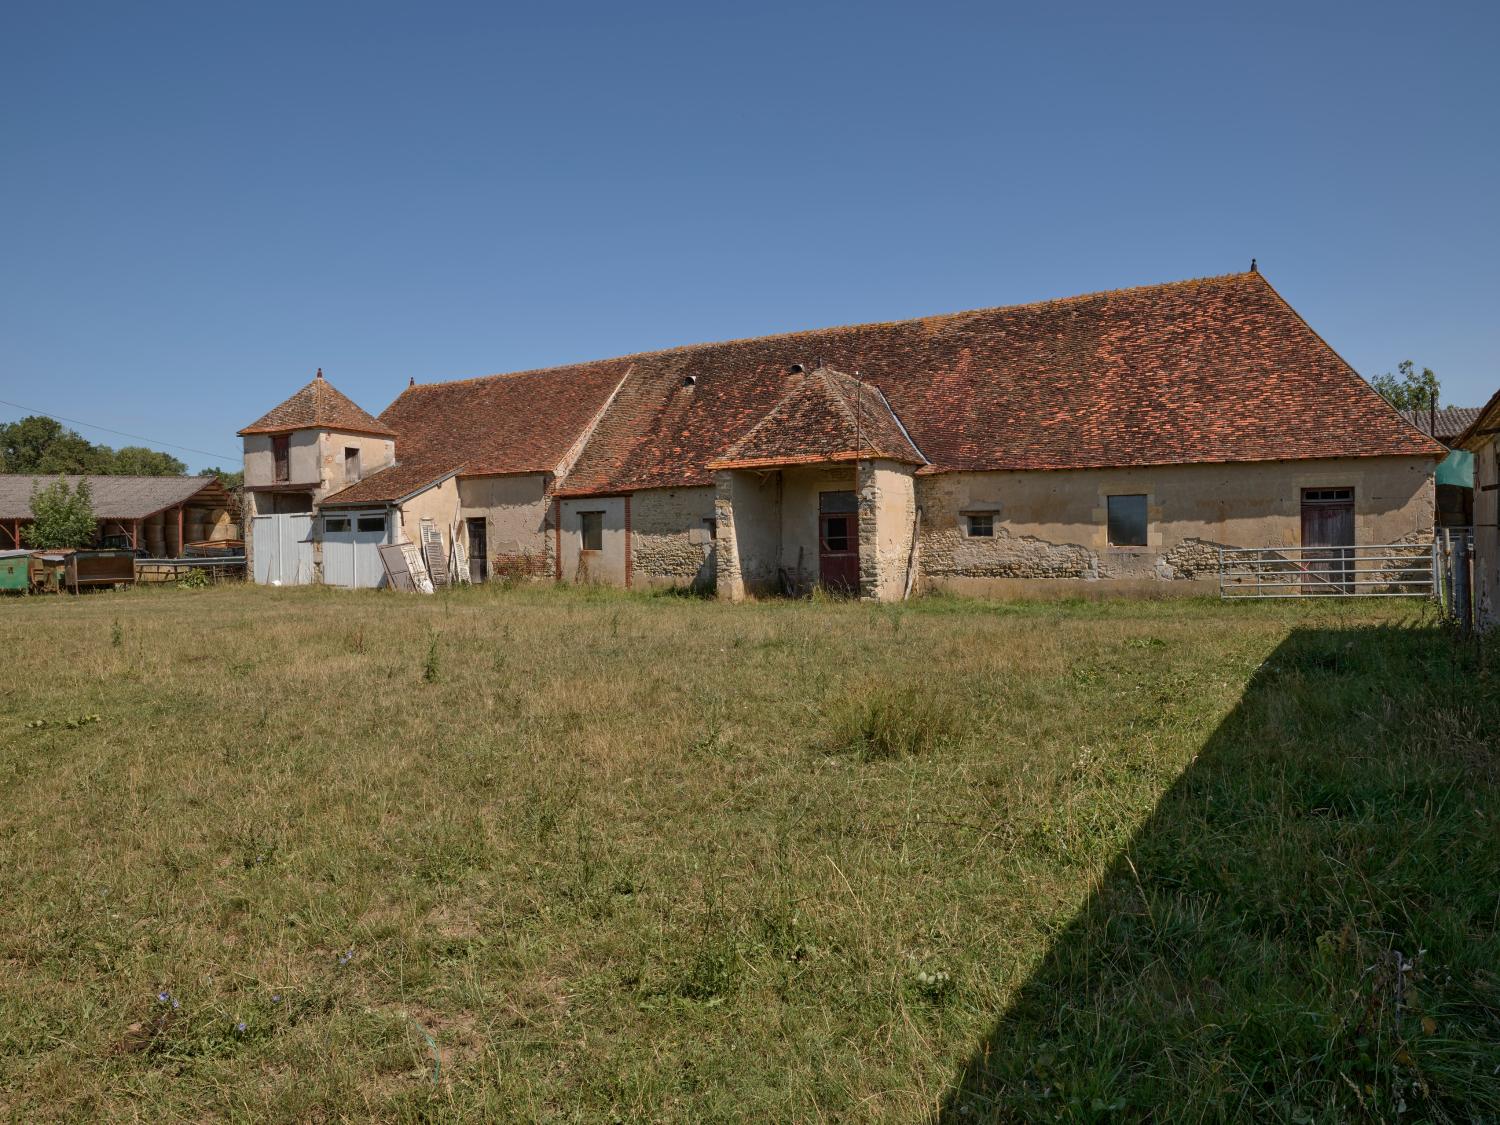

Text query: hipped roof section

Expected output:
[316,361,631,504]
[708,366,924,470]
[238,373,395,437]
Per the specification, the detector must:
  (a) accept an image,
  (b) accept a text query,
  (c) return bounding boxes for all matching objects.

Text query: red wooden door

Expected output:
[1301,488,1354,593]
[818,491,859,594]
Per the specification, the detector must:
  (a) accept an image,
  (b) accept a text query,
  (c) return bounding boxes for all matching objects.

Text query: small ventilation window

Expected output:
[967,513,994,538]
[1302,488,1353,504]
[580,511,604,552]
[1106,494,1149,547]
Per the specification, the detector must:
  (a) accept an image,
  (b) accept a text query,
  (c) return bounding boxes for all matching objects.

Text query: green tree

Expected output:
[112,446,187,475]
[1370,360,1440,413]
[0,414,188,475]
[22,477,97,549]
[0,416,104,474]
[199,466,244,490]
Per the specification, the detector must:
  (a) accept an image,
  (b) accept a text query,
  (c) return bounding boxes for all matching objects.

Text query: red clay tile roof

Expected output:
[555,270,1442,494]
[708,367,924,470]
[315,361,631,503]
[239,372,396,437]
[318,456,459,506]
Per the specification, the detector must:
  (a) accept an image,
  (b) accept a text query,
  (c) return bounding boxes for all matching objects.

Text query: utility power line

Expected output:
[0,397,241,463]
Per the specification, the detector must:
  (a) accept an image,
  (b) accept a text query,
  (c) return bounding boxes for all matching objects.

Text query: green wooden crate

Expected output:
[0,551,30,592]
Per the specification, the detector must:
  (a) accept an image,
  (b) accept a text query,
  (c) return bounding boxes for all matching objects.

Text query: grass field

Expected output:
[0,583,1495,1122]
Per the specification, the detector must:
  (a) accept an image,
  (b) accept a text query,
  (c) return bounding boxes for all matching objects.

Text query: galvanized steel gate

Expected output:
[1217,540,1437,600]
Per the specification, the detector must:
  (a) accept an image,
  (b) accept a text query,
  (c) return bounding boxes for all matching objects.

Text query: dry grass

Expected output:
[0,583,1494,1122]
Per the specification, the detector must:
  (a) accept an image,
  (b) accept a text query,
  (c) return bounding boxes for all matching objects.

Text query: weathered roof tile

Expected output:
[238,371,395,437]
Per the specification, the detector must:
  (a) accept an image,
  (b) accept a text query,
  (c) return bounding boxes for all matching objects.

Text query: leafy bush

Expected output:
[22,477,96,548]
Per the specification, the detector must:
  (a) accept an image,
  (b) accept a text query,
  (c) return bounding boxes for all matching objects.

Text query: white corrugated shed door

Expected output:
[252,513,313,585]
[321,510,388,588]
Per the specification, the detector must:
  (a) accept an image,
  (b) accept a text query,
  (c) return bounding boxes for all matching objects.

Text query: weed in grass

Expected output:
[824,680,958,760]
[422,632,440,683]
[110,618,123,647]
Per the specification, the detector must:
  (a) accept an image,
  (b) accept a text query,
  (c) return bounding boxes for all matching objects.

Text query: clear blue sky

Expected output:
[3,1,1497,472]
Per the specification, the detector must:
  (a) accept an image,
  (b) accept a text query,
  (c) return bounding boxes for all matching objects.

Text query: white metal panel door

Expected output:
[352,513,387,588]
[322,515,354,587]
[253,513,313,585]
[322,512,386,588]
[252,516,276,584]
[280,514,313,585]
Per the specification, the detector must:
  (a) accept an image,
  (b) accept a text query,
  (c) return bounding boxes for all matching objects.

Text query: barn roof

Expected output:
[238,370,395,437]
[253,269,1446,503]
[0,475,228,520]
[545,270,1442,493]
[315,361,631,504]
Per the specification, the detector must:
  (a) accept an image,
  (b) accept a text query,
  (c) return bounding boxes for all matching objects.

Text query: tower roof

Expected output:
[238,370,395,437]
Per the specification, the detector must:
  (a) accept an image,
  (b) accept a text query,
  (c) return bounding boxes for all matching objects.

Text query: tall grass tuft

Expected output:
[823,679,959,760]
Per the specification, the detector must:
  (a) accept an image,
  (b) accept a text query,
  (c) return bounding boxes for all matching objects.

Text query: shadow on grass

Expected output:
[941,625,1498,1123]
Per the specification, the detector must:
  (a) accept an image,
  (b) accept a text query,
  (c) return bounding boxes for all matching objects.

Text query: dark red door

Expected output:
[1301,488,1354,593]
[818,491,859,594]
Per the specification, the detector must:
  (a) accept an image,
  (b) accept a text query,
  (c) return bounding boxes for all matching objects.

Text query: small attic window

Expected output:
[272,435,290,482]
[788,363,805,374]
[683,375,698,387]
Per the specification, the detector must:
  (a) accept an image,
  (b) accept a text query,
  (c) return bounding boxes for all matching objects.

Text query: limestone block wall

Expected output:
[916,456,1437,588]
[631,486,716,590]
[779,465,855,589]
[558,496,627,585]
[857,460,917,601]
[459,474,550,577]
[318,432,396,493]
[715,470,783,600]
[244,430,321,491]
[397,475,460,554]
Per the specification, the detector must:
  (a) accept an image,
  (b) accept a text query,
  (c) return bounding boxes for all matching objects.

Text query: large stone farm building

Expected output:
[240,269,1444,599]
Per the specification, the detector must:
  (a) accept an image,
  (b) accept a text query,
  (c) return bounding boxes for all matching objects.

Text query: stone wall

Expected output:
[916,456,1437,589]
[857,460,918,600]
[459,474,550,581]
[630,486,716,589]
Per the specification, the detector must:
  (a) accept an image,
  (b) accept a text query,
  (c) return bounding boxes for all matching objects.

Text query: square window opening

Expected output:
[967,513,994,538]
[579,511,604,552]
[1106,494,1149,547]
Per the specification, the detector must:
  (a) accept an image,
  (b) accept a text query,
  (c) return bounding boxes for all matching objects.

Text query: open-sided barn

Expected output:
[0,474,237,555]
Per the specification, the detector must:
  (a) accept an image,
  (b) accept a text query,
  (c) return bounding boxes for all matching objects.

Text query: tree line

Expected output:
[0,414,242,487]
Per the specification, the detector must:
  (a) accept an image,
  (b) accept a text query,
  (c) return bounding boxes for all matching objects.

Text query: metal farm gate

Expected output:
[1217,540,1437,600]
